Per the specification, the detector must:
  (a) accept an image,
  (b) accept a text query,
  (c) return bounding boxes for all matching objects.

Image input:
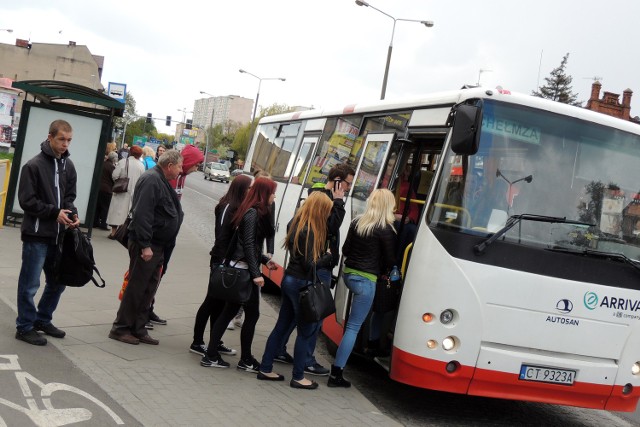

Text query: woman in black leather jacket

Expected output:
[190,174,252,357]
[329,189,397,388]
[201,177,277,371]
[257,191,334,389]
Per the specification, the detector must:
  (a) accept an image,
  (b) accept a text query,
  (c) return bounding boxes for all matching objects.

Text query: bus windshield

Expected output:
[429,99,640,261]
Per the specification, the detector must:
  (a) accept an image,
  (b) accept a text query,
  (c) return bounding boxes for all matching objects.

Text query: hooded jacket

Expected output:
[169,144,204,200]
[18,140,77,244]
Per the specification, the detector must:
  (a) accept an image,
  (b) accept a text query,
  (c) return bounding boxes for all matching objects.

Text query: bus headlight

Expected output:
[427,339,437,349]
[442,336,457,351]
[440,309,454,324]
[632,362,640,376]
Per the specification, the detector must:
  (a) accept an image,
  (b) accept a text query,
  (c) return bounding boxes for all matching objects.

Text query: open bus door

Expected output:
[265,135,319,284]
[328,132,398,344]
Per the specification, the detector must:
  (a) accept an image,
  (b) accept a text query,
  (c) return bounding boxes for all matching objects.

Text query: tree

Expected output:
[124,118,157,146]
[532,53,581,106]
[113,92,139,147]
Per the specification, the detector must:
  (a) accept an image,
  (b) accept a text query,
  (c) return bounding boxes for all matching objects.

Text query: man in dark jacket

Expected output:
[16,119,79,346]
[109,149,185,345]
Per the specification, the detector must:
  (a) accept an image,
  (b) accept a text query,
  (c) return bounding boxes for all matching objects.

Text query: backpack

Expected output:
[55,228,106,288]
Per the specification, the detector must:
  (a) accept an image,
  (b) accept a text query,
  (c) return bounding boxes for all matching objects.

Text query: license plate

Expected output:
[519,364,576,385]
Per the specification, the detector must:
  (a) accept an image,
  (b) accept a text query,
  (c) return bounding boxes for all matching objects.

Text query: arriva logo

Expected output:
[584,292,598,310]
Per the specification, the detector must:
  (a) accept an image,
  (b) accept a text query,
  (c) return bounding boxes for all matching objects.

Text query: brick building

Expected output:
[585,81,640,123]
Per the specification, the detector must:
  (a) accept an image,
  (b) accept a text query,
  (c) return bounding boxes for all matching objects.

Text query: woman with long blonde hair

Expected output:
[328,188,397,388]
[258,191,334,389]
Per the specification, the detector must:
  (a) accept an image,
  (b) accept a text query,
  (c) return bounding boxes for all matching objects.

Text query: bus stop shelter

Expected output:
[3,80,124,236]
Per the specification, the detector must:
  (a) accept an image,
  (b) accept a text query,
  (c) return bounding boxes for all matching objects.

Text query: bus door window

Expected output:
[303,116,362,191]
[350,133,395,218]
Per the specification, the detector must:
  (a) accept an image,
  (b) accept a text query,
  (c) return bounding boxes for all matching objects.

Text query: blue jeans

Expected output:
[334,273,375,368]
[277,268,330,366]
[16,241,66,332]
[261,274,321,381]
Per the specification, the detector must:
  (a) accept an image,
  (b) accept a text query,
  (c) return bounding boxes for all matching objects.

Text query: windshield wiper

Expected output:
[474,214,595,254]
[547,246,640,273]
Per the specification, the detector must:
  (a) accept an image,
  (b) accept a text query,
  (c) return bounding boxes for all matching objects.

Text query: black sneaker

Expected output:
[200,355,230,368]
[16,329,47,346]
[33,321,65,338]
[189,343,207,356]
[217,342,237,355]
[274,352,294,364]
[237,356,260,373]
[304,362,329,376]
[145,322,154,330]
[149,312,167,325]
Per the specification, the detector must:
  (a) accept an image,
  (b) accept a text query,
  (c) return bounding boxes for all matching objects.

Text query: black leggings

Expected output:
[193,295,225,345]
[206,283,260,360]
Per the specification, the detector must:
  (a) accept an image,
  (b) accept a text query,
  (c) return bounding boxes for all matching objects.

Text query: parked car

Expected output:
[204,162,230,183]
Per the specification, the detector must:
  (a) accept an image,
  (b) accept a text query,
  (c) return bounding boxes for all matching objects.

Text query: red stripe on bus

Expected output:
[390,347,474,394]
[343,104,356,114]
[262,263,284,286]
[390,348,640,411]
[322,314,344,345]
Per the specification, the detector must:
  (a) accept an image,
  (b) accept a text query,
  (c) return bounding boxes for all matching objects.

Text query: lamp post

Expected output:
[355,0,433,100]
[238,69,286,124]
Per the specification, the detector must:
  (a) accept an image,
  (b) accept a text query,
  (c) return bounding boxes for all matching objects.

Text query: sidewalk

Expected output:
[0,222,400,426]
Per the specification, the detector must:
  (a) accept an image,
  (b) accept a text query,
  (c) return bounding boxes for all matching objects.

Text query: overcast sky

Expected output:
[2,0,639,135]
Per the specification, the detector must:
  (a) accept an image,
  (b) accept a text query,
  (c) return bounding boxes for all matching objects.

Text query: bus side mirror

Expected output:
[449,102,483,155]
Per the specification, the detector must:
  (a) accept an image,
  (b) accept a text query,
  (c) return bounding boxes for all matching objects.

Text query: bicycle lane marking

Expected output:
[0,354,124,426]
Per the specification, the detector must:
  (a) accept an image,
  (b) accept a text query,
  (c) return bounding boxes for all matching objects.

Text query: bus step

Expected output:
[374,356,390,372]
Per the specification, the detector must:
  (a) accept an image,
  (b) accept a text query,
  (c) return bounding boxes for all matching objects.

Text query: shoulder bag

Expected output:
[113,211,132,249]
[112,157,130,193]
[207,230,253,304]
[299,263,336,323]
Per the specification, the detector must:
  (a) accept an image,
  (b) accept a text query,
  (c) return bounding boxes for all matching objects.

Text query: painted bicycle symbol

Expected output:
[0,355,124,426]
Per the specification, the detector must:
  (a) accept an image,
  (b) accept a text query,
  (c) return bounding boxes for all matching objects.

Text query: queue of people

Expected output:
[15,125,401,392]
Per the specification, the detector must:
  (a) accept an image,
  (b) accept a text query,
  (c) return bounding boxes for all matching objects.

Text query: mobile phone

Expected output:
[333,179,341,190]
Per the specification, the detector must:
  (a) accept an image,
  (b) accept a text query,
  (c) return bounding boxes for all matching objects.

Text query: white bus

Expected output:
[245,87,640,411]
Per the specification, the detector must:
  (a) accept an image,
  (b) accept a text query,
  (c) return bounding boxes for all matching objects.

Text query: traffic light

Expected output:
[185,119,192,130]
[146,113,152,123]
[165,116,171,126]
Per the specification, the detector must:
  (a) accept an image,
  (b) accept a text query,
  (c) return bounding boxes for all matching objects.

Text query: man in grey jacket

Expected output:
[16,119,79,346]
[109,149,185,345]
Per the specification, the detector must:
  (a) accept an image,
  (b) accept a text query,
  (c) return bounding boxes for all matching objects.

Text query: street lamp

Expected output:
[239,69,286,124]
[355,0,433,100]
[176,107,193,124]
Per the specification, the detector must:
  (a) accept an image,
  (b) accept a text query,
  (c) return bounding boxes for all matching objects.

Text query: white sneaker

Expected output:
[227,321,235,330]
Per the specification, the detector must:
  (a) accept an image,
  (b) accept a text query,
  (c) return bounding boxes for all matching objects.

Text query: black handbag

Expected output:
[112,158,129,193]
[372,274,402,313]
[207,230,253,304]
[299,264,336,323]
[113,214,131,249]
